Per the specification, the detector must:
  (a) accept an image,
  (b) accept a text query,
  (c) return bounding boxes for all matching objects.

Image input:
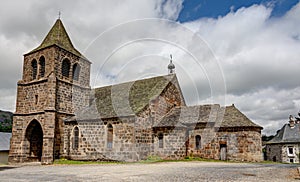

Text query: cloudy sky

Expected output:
[1,0,300,135]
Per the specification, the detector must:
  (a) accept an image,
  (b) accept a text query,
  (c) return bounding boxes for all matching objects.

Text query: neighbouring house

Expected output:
[266,118,300,163]
[9,18,263,164]
[0,132,12,164]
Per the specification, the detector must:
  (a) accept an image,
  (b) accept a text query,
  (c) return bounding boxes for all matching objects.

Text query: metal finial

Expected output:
[168,54,175,74]
[58,11,61,19]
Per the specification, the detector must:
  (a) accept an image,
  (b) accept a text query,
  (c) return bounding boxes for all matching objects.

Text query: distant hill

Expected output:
[0,110,13,132]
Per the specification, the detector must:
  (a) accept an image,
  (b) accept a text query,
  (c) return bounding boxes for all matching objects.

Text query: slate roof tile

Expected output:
[28,19,82,57]
[267,123,300,144]
[155,105,262,128]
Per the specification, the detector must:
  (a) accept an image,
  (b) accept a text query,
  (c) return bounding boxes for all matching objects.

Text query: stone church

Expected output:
[9,19,263,164]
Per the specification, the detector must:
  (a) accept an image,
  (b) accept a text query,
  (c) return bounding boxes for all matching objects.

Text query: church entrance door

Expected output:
[25,120,43,162]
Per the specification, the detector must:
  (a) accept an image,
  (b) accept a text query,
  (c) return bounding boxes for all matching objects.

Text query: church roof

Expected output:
[154,104,262,129]
[77,74,178,120]
[267,123,300,144]
[220,105,262,128]
[28,19,82,57]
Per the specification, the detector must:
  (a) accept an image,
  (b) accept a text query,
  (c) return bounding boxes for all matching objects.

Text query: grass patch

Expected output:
[54,157,277,165]
[53,159,123,165]
[259,160,282,164]
[139,156,229,163]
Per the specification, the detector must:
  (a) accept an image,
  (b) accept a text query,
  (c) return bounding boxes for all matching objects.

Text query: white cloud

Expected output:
[1,1,300,135]
[183,3,300,134]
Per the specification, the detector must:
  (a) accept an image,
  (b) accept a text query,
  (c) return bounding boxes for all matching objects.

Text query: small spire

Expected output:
[58,11,61,20]
[168,54,175,74]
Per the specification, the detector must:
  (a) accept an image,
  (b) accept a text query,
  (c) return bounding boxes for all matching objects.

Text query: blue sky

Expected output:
[178,0,300,22]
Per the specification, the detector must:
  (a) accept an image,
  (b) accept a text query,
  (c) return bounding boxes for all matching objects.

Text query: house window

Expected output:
[31,59,37,80]
[72,63,80,81]
[73,126,79,150]
[107,124,113,148]
[62,58,71,78]
[195,135,201,149]
[39,56,45,78]
[288,146,294,156]
[158,133,164,148]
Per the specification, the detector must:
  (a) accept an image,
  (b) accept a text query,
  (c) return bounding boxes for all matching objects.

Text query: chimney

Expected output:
[289,115,295,128]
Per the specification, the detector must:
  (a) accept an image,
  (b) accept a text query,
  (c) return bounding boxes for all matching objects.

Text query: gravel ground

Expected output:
[0,161,299,182]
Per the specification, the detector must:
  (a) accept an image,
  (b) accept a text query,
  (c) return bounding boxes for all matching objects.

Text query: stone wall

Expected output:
[152,127,186,159]
[188,128,262,162]
[54,47,90,88]
[22,47,56,82]
[266,144,300,163]
[281,144,300,163]
[55,80,90,114]
[150,80,185,124]
[9,112,56,164]
[64,117,145,162]
[266,144,282,162]
[15,81,49,114]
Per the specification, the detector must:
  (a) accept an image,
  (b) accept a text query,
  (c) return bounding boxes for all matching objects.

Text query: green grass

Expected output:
[53,159,123,165]
[53,157,226,165]
[258,160,283,164]
[54,157,290,165]
[138,156,231,164]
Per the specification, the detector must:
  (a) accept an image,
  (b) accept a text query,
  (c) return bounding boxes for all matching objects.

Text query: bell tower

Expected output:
[9,18,91,164]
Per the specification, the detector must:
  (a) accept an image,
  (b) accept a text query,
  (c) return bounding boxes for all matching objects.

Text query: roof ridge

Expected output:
[94,74,175,90]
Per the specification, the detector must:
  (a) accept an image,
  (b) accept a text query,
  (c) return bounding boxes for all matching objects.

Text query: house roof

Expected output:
[28,19,82,57]
[0,132,11,151]
[154,104,262,129]
[267,123,300,144]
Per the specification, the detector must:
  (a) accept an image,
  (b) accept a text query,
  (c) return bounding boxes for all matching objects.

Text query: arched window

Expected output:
[195,135,201,149]
[72,63,80,81]
[158,133,164,148]
[39,56,45,78]
[73,126,79,150]
[107,124,113,148]
[31,59,37,80]
[62,58,70,78]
